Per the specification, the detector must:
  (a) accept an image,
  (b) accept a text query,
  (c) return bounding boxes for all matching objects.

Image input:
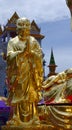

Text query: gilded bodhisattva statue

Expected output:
[6,18,43,125]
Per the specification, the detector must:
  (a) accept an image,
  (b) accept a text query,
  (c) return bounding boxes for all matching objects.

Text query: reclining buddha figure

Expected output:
[42,68,72,103]
[42,68,72,129]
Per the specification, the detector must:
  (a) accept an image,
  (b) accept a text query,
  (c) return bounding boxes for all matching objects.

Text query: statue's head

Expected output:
[65,68,72,79]
[16,18,31,41]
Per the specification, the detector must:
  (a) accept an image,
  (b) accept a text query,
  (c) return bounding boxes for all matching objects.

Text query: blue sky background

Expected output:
[0,0,72,76]
[39,19,72,76]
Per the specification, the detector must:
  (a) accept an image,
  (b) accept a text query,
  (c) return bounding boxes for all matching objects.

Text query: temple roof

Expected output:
[4,12,19,31]
[31,20,40,32]
[7,12,19,24]
[31,33,44,39]
[1,12,44,40]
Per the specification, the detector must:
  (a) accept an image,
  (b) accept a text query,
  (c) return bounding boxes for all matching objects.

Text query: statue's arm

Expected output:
[42,72,66,89]
[7,40,23,60]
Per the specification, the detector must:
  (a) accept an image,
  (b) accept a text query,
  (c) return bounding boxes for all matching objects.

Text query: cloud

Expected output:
[0,0,70,24]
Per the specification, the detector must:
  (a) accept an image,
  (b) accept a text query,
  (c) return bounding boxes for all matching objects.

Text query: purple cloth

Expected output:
[0,101,7,107]
[38,99,45,105]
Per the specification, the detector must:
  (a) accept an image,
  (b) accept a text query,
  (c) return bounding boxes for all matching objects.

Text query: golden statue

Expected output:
[6,18,43,125]
[42,68,72,129]
[42,68,72,103]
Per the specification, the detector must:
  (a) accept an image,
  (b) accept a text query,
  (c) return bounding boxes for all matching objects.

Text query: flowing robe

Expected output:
[7,36,43,105]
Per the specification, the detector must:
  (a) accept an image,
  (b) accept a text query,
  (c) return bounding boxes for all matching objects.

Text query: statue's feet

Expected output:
[7,114,40,126]
[6,114,24,126]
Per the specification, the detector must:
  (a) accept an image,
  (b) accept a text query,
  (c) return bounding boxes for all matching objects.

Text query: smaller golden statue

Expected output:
[6,18,43,125]
[42,68,72,103]
[42,68,72,129]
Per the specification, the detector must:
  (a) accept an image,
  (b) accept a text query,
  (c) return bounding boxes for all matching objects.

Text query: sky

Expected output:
[0,0,72,76]
[39,19,72,76]
[0,0,69,24]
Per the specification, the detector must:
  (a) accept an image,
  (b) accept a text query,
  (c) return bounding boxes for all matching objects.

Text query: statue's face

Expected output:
[18,28,30,41]
[17,19,31,41]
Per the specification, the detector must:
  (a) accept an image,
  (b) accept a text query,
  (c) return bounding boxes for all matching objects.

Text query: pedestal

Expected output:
[2,124,72,130]
[1,124,57,130]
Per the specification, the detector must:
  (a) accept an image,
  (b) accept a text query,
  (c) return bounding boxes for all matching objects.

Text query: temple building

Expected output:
[48,48,57,77]
[0,12,44,96]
